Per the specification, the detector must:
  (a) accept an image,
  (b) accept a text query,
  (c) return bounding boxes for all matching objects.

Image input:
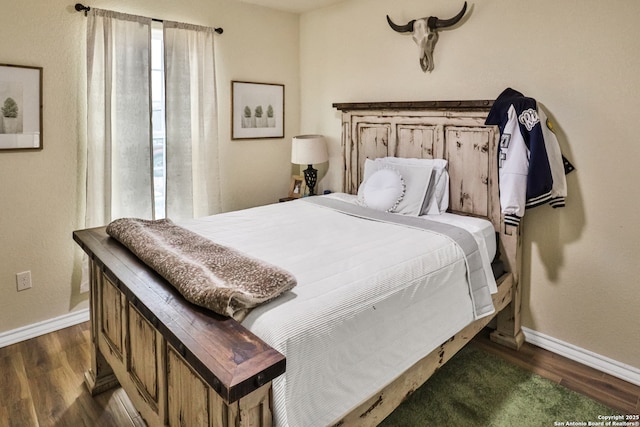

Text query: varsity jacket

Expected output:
[485,88,567,226]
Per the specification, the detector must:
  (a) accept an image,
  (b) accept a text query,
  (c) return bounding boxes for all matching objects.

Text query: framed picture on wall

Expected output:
[231,81,284,140]
[0,64,43,150]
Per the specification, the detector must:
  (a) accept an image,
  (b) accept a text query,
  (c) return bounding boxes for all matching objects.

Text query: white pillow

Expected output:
[423,166,449,214]
[357,158,380,199]
[376,157,449,214]
[360,168,405,212]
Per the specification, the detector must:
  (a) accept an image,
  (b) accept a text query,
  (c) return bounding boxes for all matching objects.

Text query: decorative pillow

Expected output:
[376,157,449,214]
[360,168,405,212]
[372,158,434,216]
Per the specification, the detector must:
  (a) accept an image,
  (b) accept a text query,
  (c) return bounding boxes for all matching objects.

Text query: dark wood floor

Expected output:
[0,322,637,426]
[0,322,143,427]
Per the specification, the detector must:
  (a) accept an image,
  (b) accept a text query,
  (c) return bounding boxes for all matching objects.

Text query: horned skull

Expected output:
[387,2,467,72]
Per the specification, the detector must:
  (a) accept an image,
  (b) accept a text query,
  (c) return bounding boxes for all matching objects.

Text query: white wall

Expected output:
[0,0,299,334]
[300,0,640,368]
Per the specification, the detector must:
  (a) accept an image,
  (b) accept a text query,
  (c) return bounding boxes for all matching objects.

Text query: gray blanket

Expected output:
[106,218,297,320]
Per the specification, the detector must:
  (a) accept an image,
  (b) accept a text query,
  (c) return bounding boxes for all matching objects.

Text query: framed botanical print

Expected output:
[0,64,43,150]
[231,81,284,140]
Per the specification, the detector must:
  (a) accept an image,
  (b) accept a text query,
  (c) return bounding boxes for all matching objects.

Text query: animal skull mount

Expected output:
[387,2,467,72]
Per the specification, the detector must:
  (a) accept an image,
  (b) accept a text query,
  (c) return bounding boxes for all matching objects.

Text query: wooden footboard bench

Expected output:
[74,227,285,426]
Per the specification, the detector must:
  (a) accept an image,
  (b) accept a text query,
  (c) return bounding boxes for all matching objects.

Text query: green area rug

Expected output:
[380,345,618,427]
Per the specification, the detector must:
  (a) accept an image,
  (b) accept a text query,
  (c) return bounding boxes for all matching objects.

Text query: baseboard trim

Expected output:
[523,327,640,387]
[0,309,90,349]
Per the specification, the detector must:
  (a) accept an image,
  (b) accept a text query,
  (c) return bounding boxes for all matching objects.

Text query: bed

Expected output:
[74,100,524,426]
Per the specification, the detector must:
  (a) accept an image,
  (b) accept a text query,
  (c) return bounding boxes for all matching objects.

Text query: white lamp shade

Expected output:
[291,135,328,165]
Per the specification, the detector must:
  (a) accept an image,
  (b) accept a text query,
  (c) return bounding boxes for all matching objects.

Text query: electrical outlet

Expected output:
[16,271,32,291]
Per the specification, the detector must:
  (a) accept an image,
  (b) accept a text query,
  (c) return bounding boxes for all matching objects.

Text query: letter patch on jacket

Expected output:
[518,108,539,131]
[499,133,511,168]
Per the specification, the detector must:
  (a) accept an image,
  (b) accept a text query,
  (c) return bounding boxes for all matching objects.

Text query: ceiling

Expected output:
[235,0,346,14]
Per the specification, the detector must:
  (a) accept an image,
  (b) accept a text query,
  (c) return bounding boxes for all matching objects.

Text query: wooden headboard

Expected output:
[334,101,500,226]
[333,101,523,349]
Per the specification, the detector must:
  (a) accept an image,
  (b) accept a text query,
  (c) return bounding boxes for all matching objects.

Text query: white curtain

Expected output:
[164,21,221,220]
[83,12,220,292]
[85,9,153,227]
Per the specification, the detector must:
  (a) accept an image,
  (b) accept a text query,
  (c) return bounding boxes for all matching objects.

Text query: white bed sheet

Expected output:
[181,195,497,426]
[326,192,498,293]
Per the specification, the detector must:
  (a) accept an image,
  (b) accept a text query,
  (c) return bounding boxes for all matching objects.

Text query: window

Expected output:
[151,23,166,219]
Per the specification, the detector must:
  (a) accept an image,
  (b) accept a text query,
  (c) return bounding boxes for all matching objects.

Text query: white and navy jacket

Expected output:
[485,88,567,226]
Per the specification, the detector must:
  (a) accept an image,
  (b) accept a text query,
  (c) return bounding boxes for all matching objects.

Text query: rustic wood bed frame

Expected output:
[73,100,523,426]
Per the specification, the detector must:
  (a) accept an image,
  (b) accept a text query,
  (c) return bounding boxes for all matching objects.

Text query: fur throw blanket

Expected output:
[106,218,297,320]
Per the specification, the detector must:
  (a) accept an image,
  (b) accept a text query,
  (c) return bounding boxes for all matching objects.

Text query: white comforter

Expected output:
[181,194,497,426]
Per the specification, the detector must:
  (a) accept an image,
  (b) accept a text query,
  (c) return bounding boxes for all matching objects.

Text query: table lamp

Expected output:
[291,135,328,196]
